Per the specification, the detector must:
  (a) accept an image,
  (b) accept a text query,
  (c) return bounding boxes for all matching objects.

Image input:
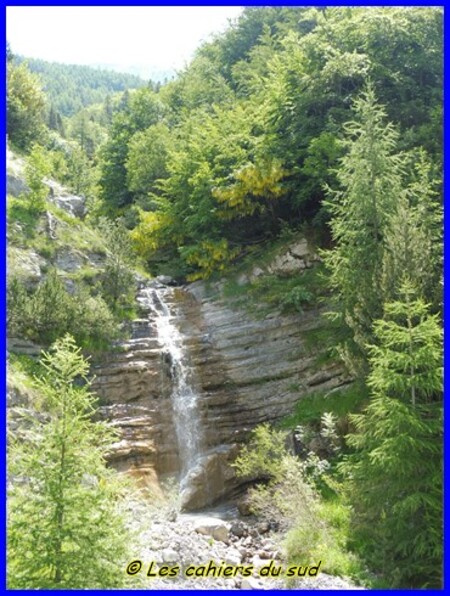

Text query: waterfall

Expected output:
[141,285,203,487]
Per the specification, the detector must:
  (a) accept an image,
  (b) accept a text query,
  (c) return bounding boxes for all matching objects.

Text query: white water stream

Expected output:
[142,286,203,485]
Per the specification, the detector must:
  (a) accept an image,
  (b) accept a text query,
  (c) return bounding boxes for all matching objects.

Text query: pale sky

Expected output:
[7,6,244,75]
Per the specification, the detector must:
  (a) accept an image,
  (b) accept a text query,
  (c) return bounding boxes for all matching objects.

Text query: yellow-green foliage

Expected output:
[130,209,173,260]
[182,239,240,281]
[213,158,287,217]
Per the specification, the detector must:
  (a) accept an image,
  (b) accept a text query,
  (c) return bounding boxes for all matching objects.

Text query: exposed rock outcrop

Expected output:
[94,242,350,509]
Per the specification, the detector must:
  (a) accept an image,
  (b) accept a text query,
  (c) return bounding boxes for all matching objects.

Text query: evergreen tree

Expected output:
[323,84,404,372]
[8,335,130,588]
[341,282,443,587]
[381,152,442,311]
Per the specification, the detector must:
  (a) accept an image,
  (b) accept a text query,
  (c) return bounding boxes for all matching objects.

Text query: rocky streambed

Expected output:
[126,500,363,590]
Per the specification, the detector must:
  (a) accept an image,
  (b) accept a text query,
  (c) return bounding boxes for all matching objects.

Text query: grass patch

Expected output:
[285,492,374,586]
[8,353,47,386]
[7,195,42,241]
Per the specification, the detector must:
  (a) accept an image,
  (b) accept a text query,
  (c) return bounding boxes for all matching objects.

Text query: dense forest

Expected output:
[13,54,146,116]
[7,6,443,590]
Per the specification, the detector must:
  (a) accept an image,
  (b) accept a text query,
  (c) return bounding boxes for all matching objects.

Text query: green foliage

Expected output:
[234,424,367,582]
[381,151,442,310]
[340,284,443,587]
[126,122,173,203]
[281,383,368,428]
[23,144,52,212]
[367,282,442,406]
[99,88,166,210]
[97,218,136,313]
[7,270,119,350]
[94,7,442,281]
[322,84,403,369]
[7,61,47,150]
[233,423,288,482]
[223,266,323,317]
[323,85,442,375]
[15,55,145,117]
[8,335,130,588]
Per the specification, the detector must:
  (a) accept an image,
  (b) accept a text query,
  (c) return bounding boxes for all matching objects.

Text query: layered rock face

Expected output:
[94,242,350,510]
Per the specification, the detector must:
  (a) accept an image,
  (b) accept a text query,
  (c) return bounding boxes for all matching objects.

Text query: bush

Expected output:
[233,424,367,582]
[7,271,119,350]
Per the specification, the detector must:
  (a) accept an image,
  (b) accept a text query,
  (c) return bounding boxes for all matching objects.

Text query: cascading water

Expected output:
[140,285,204,498]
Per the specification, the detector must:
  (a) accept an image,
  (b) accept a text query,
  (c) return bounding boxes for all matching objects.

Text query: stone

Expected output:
[90,278,349,507]
[7,172,28,197]
[157,275,177,286]
[251,555,266,569]
[237,497,253,517]
[7,149,28,197]
[224,549,242,566]
[236,273,249,286]
[161,548,179,562]
[7,337,42,357]
[193,517,229,542]
[46,179,87,218]
[7,247,45,288]
[230,520,247,538]
[289,239,310,258]
[241,576,263,590]
[256,521,270,534]
[55,248,85,272]
[251,266,265,279]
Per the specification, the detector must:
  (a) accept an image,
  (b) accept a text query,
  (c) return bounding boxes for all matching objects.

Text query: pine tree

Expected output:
[323,84,404,373]
[341,282,443,587]
[381,152,442,311]
[8,335,130,588]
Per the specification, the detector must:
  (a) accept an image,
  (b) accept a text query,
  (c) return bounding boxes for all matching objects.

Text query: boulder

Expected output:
[7,171,28,197]
[7,247,46,288]
[157,275,177,286]
[55,248,85,272]
[193,516,230,542]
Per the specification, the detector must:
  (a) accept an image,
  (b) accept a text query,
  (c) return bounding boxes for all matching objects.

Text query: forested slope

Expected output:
[14,54,146,116]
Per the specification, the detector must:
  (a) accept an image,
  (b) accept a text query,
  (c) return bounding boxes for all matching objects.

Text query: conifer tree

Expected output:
[341,283,443,587]
[8,335,130,588]
[323,84,404,372]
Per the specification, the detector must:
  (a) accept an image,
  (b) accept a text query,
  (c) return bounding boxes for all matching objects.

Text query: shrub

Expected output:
[233,424,367,582]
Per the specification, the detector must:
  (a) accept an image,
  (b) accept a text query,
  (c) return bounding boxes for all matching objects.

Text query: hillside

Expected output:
[14,55,146,116]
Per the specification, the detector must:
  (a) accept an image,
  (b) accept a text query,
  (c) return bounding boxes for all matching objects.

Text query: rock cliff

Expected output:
[94,242,351,510]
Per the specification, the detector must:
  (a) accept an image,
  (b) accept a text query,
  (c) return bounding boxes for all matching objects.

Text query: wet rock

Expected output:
[237,497,253,517]
[157,275,177,286]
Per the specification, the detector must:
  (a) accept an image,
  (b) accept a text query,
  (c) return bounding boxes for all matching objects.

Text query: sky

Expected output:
[7,6,244,77]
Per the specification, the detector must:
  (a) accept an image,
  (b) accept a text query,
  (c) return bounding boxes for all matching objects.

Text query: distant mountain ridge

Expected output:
[91,62,176,83]
[15,55,147,117]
